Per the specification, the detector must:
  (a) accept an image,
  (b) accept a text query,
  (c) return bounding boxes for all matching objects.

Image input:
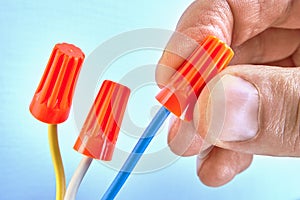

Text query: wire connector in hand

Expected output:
[156,36,234,121]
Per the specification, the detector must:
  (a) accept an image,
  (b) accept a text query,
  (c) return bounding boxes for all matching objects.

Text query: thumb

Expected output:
[194,65,300,156]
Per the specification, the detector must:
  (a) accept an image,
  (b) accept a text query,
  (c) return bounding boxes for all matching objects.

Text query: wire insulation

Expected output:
[101,106,170,200]
[64,156,93,200]
[48,124,66,200]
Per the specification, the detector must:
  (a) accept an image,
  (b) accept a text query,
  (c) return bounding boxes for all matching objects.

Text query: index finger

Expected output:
[156,0,297,87]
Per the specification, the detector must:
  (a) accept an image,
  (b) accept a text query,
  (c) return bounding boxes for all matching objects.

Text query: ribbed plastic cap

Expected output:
[156,36,234,121]
[73,80,130,161]
[29,43,85,124]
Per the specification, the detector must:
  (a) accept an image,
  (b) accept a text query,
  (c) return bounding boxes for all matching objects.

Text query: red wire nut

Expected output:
[156,36,234,121]
[73,80,130,161]
[29,43,85,124]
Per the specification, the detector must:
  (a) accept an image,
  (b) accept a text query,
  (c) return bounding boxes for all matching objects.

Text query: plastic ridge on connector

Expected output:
[30,43,85,124]
[156,36,234,121]
[73,80,131,161]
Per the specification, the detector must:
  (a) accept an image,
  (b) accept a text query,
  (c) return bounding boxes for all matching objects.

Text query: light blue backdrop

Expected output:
[1,0,300,199]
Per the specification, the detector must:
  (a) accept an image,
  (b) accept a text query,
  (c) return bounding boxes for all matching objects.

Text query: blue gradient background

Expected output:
[1,0,300,199]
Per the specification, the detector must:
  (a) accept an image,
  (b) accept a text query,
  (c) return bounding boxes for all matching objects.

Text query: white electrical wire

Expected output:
[64,156,93,200]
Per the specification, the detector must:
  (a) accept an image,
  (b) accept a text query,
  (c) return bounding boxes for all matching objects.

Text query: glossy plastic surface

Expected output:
[156,36,234,120]
[73,80,130,160]
[29,43,85,124]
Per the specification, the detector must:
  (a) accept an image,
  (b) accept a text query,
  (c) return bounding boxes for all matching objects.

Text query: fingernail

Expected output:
[207,74,259,142]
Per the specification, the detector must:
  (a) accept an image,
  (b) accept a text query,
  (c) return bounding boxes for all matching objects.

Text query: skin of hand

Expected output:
[156,0,300,187]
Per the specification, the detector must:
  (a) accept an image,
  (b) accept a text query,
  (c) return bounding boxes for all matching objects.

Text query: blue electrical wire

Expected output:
[101,106,170,200]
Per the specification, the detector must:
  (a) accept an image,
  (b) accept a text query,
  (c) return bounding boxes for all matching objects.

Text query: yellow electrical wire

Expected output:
[48,124,66,200]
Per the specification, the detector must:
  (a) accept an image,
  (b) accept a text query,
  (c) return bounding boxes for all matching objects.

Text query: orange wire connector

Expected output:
[30,43,85,124]
[74,80,131,161]
[156,36,234,121]
[64,80,130,200]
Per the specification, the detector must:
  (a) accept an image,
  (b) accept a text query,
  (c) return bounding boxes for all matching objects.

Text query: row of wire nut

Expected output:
[29,35,234,200]
[29,43,130,200]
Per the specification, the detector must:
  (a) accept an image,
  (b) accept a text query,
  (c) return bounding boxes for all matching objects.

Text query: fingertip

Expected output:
[197,148,236,187]
[156,30,199,87]
[198,163,235,187]
[237,153,253,174]
[168,117,203,156]
[197,148,253,187]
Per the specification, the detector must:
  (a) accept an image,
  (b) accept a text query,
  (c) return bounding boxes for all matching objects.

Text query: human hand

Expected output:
[156,0,300,186]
